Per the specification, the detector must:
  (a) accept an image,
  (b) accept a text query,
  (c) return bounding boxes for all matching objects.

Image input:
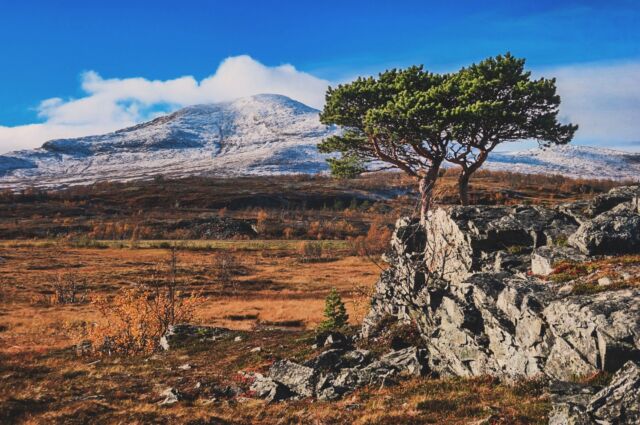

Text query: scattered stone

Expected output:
[315,331,351,349]
[550,361,640,424]
[585,186,640,218]
[587,361,640,423]
[598,276,613,286]
[178,363,192,370]
[160,324,229,350]
[250,346,262,353]
[158,387,182,406]
[548,381,597,425]
[234,336,243,342]
[557,284,573,296]
[249,373,292,403]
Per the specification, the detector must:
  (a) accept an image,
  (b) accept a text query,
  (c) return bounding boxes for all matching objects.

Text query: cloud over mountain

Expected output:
[0,56,639,154]
[0,56,330,153]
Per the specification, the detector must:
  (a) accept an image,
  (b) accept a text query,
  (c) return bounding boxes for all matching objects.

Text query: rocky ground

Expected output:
[2,185,639,424]
[250,186,640,424]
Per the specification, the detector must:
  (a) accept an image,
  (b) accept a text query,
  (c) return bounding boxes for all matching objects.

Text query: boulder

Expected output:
[549,381,598,425]
[558,186,640,223]
[249,374,292,403]
[314,331,351,350]
[362,205,640,381]
[423,205,577,283]
[569,202,640,255]
[530,246,586,276]
[585,186,640,218]
[544,289,640,380]
[268,360,316,397]
[256,347,427,401]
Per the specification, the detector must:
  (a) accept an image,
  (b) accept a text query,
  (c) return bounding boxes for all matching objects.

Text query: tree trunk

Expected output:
[418,163,442,222]
[457,150,489,206]
[458,171,471,206]
[419,178,431,223]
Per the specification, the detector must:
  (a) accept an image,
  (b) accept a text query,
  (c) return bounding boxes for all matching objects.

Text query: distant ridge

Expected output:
[0,94,638,189]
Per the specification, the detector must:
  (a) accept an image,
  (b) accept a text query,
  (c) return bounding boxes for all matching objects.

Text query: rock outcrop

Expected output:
[251,186,639,414]
[360,186,640,418]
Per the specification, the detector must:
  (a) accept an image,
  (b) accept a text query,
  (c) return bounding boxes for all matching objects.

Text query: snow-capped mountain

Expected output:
[0,94,638,189]
[0,94,337,189]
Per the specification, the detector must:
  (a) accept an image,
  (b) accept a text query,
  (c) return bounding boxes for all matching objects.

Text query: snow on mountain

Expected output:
[0,94,337,189]
[0,94,638,190]
[485,145,640,182]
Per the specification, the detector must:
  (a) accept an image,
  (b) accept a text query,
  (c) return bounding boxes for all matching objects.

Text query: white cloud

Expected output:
[0,55,329,153]
[543,61,640,147]
[1,56,639,154]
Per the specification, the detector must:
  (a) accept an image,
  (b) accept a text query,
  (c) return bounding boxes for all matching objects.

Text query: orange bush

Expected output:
[84,286,200,356]
[350,218,392,257]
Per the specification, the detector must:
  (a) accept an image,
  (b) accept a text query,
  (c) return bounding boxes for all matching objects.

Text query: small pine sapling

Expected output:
[318,288,349,331]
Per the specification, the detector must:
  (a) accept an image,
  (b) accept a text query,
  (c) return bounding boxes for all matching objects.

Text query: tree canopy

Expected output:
[319,67,455,217]
[319,53,578,214]
[446,54,578,204]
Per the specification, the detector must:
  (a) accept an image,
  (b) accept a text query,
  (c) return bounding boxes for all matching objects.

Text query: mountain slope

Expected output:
[0,94,337,188]
[0,94,638,189]
[486,145,640,181]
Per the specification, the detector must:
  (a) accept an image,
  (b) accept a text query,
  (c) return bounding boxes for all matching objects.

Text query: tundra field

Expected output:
[1,171,638,424]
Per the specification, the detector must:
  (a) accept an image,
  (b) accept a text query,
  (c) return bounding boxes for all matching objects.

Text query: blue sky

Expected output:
[0,0,639,152]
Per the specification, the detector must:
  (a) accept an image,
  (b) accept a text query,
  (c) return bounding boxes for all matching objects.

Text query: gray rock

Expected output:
[315,331,351,349]
[269,360,316,397]
[549,381,597,425]
[362,206,640,381]
[158,387,182,406]
[423,205,577,283]
[263,347,426,401]
[250,374,292,403]
[598,276,613,287]
[569,202,640,255]
[550,361,640,424]
[531,246,586,276]
[587,361,640,423]
[377,346,428,376]
[160,324,229,350]
[586,186,640,218]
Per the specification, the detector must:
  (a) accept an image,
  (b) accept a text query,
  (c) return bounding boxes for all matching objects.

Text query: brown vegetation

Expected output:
[0,170,634,423]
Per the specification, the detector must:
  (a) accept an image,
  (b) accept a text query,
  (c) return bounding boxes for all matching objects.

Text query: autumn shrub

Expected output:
[350,218,392,257]
[255,209,270,234]
[299,240,323,261]
[83,249,201,355]
[50,273,88,305]
[84,286,200,355]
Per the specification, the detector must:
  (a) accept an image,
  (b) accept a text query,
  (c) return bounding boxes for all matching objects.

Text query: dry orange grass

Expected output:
[0,244,379,354]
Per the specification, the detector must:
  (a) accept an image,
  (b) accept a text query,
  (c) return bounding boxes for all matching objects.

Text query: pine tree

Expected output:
[318,288,349,331]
